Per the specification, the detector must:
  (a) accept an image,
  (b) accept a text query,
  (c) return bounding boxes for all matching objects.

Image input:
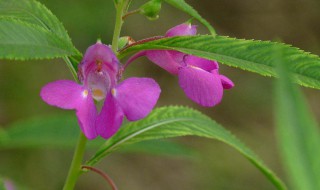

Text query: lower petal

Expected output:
[114,77,161,121]
[40,80,98,139]
[178,66,223,107]
[76,93,98,140]
[96,94,124,139]
[219,75,235,89]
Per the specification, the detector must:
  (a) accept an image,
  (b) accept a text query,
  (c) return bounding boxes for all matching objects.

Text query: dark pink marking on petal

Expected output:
[114,77,161,121]
[165,23,197,37]
[178,66,223,107]
[96,94,124,139]
[219,75,234,89]
[184,55,219,72]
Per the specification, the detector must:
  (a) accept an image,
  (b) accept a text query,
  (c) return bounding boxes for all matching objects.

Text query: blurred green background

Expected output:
[1,0,320,189]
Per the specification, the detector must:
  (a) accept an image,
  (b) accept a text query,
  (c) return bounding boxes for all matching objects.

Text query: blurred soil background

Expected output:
[0,0,320,189]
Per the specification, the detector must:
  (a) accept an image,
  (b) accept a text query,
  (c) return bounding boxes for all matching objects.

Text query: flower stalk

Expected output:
[111,0,127,53]
[62,133,88,190]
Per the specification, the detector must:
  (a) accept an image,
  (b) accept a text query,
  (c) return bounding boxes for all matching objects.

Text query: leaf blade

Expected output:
[274,48,320,190]
[87,106,286,190]
[0,18,78,60]
[119,35,320,89]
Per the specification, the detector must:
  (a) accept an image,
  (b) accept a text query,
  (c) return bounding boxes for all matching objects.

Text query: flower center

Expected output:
[87,70,111,101]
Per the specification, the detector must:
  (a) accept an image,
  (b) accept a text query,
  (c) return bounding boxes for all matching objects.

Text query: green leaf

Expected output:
[163,0,216,35]
[87,106,286,190]
[121,140,197,158]
[274,48,320,190]
[0,18,78,60]
[119,35,320,89]
[0,0,70,42]
[0,0,80,60]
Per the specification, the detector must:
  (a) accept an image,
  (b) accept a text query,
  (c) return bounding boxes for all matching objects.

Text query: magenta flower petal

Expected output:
[75,93,98,139]
[40,80,98,139]
[96,94,124,139]
[184,55,219,71]
[165,23,197,37]
[146,50,181,74]
[219,75,235,89]
[178,66,223,107]
[114,77,161,121]
[40,80,85,109]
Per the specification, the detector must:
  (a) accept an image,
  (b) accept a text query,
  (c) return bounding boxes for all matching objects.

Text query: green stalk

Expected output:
[62,133,88,190]
[111,0,127,53]
[63,133,87,190]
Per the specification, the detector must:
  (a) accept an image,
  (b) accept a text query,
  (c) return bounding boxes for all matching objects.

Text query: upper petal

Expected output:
[114,77,161,121]
[178,66,223,107]
[79,42,119,85]
[184,55,219,72]
[96,94,124,139]
[165,23,197,37]
[40,80,85,109]
[146,50,181,74]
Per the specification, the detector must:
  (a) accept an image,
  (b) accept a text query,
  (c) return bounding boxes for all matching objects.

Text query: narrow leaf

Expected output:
[87,106,286,190]
[163,0,216,35]
[274,48,320,190]
[0,18,78,60]
[119,35,320,89]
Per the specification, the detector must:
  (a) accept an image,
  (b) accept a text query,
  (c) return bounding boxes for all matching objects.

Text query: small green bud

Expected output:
[139,0,162,21]
[118,36,134,50]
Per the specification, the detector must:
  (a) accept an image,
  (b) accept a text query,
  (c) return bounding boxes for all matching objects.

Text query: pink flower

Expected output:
[41,42,161,139]
[126,23,234,107]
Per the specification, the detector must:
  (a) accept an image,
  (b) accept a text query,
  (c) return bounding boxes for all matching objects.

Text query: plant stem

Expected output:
[63,56,78,81]
[62,133,88,190]
[82,166,118,190]
[111,0,127,53]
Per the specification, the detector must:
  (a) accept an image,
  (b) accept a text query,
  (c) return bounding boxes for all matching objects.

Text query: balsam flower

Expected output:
[41,42,161,139]
[126,23,234,107]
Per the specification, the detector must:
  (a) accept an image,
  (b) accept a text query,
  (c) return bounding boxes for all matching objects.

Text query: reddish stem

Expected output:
[82,165,118,190]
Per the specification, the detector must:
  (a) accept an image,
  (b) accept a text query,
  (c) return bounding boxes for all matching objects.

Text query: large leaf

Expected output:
[119,35,320,89]
[0,18,78,60]
[0,0,70,42]
[163,0,216,35]
[274,49,320,190]
[87,106,286,190]
[0,0,79,60]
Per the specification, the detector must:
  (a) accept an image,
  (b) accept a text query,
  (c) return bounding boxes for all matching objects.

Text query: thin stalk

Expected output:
[82,166,118,190]
[63,56,78,81]
[111,0,127,53]
[62,133,88,190]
